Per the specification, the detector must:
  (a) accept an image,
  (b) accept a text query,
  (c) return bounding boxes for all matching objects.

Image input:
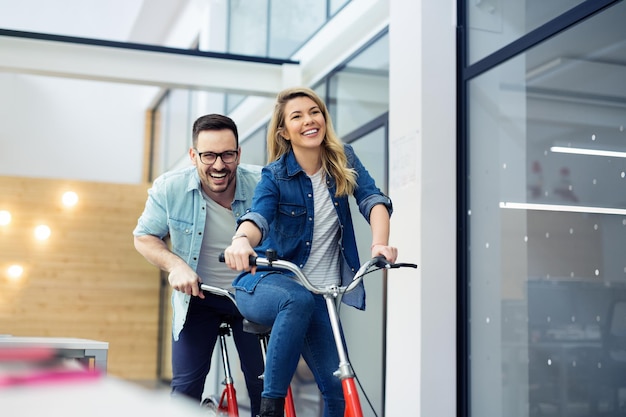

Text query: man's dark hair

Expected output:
[192,114,239,147]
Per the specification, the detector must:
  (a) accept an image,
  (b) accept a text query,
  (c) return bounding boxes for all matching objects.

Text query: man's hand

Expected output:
[168,264,205,298]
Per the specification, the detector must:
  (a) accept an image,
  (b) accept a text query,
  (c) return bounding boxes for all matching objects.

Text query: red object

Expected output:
[342,378,364,417]
[285,386,297,417]
[0,346,56,361]
[217,383,239,417]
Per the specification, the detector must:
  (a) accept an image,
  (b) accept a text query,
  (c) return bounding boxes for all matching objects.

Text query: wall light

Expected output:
[0,210,11,226]
[7,264,24,281]
[34,224,51,241]
[62,191,79,207]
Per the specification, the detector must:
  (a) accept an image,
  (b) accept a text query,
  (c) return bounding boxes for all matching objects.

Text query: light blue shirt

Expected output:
[133,164,262,340]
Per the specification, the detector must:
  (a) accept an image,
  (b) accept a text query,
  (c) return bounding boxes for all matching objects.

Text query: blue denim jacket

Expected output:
[233,144,392,310]
[133,164,262,340]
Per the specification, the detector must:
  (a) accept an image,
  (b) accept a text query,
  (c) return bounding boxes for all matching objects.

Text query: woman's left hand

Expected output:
[371,244,398,264]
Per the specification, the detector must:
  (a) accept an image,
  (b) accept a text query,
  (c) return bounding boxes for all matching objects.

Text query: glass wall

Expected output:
[224,0,351,113]
[227,0,350,59]
[467,0,586,64]
[464,1,626,416]
[151,89,193,178]
[228,0,269,57]
[327,32,389,137]
[239,125,267,166]
[153,0,354,154]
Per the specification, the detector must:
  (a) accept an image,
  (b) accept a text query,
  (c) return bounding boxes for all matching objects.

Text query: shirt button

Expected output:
[185,229,190,233]
[334,202,339,206]
[235,212,240,216]
[308,217,312,221]
[308,194,312,198]
[198,232,202,235]
[306,241,310,246]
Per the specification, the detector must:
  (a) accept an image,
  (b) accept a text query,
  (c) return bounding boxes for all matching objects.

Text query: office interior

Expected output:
[0,1,625,416]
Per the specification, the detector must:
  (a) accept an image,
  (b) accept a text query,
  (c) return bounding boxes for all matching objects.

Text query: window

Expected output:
[467,0,586,64]
[463,2,626,416]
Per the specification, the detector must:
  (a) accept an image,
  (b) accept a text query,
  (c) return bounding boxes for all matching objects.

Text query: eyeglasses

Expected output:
[194,149,239,165]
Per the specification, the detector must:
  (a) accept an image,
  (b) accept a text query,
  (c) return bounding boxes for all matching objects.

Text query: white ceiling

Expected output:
[0,0,186,44]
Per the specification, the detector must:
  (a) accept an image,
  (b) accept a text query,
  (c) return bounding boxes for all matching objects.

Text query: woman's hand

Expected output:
[371,243,398,264]
[224,236,258,274]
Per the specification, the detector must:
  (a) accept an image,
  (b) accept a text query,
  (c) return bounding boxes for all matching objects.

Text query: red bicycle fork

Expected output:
[325,294,364,417]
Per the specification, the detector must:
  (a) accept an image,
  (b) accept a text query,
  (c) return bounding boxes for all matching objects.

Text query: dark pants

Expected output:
[171,292,264,416]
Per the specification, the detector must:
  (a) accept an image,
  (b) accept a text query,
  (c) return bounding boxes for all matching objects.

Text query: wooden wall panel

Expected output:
[0,176,160,381]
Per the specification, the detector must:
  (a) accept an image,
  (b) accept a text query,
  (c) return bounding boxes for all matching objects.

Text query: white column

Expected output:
[387,1,457,416]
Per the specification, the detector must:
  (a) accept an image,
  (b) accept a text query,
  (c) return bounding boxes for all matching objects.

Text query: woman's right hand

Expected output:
[224,236,257,274]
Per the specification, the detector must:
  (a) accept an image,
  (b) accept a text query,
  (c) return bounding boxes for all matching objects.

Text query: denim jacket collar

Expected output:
[285,149,304,177]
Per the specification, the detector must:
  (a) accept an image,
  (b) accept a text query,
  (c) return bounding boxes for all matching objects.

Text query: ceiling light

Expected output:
[550,146,626,158]
[500,201,626,216]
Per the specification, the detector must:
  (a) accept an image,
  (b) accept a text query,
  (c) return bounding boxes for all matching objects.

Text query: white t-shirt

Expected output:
[195,192,238,291]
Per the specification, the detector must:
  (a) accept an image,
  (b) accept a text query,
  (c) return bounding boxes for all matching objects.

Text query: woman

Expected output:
[223,87,398,417]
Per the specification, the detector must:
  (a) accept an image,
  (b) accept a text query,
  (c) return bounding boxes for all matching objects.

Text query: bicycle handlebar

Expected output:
[218,249,417,296]
[200,283,238,306]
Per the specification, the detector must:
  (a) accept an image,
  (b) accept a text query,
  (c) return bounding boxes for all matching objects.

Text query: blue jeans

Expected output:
[235,272,345,417]
[171,293,264,417]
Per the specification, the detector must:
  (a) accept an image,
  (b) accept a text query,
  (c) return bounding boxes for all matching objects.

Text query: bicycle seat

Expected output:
[242,319,272,335]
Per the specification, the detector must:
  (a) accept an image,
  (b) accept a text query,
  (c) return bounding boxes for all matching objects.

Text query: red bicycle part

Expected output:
[342,378,363,417]
[285,385,297,417]
[220,383,239,417]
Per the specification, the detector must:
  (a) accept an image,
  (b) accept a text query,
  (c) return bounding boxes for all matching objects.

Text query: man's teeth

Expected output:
[211,173,227,178]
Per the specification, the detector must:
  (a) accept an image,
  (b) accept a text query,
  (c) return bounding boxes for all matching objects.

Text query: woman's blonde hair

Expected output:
[267,87,357,196]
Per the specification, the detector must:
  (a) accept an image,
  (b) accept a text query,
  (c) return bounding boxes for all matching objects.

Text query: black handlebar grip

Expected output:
[218,252,257,265]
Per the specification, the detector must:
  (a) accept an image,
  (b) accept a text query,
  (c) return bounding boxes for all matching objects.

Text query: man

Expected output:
[133,114,264,416]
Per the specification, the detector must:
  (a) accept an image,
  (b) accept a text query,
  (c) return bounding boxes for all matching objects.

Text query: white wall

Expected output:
[387,1,457,416]
[0,72,153,184]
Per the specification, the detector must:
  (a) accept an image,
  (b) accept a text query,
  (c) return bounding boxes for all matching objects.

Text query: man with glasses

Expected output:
[133,114,264,416]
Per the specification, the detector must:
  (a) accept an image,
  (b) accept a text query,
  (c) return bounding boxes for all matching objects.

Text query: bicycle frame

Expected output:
[249,251,417,417]
[200,283,298,417]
